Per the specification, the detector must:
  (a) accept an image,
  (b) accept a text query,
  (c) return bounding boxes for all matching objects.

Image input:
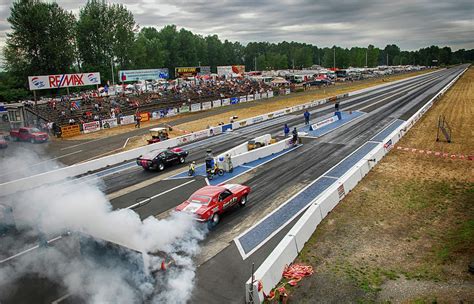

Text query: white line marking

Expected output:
[205,178,210,185]
[125,179,196,210]
[239,165,254,169]
[0,236,63,264]
[51,293,71,304]
[60,137,106,150]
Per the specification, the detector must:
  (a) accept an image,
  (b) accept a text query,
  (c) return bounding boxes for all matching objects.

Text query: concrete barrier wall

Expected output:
[231,138,292,168]
[245,66,468,303]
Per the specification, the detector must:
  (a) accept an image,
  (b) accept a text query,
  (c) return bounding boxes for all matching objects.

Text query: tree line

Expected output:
[1,0,473,102]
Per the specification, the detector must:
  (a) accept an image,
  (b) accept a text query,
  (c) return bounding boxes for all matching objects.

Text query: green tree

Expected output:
[4,0,76,86]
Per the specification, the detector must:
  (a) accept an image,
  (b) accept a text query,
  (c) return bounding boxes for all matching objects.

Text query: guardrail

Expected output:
[0,69,443,196]
[245,65,468,303]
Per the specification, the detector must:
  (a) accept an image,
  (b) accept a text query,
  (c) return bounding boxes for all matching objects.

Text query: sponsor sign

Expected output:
[175,66,210,78]
[191,103,201,112]
[285,88,291,95]
[151,111,161,120]
[222,99,230,106]
[120,115,135,125]
[255,93,261,100]
[101,118,118,129]
[383,139,393,151]
[179,105,190,113]
[252,116,264,124]
[337,185,346,199]
[82,121,100,134]
[217,65,245,76]
[268,90,274,98]
[210,126,222,136]
[311,116,338,130]
[60,125,81,138]
[176,134,193,145]
[212,100,222,107]
[221,124,233,132]
[194,130,209,140]
[240,96,247,102]
[198,66,211,75]
[167,108,177,116]
[273,111,285,118]
[230,97,239,105]
[140,112,149,122]
[28,72,101,90]
[202,101,212,110]
[239,121,247,127]
[247,94,254,102]
[328,96,337,102]
[118,69,169,82]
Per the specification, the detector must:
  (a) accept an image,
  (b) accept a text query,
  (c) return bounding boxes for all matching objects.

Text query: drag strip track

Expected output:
[94,69,451,194]
[0,66,467,304]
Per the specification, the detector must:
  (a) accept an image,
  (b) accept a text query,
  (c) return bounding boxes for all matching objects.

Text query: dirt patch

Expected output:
[62,70,431,141]
[280,68,474,303]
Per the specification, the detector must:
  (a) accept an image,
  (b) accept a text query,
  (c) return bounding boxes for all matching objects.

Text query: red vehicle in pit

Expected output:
[10,127,49,143]
[175,184,251,227]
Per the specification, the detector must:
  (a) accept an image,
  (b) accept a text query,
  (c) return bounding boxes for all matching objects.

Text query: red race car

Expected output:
[175,184,251,227]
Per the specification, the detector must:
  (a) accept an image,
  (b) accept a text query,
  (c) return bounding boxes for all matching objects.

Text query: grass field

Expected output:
[273,67,474,303]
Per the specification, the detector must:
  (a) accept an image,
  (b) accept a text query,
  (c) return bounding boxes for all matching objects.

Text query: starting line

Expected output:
[167,145,301,186]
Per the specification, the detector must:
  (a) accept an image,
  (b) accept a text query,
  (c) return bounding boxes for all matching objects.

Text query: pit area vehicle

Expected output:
[10,127,48,143]
[175,184,251,227]
[137,147,188,171]
[147,127,169,144]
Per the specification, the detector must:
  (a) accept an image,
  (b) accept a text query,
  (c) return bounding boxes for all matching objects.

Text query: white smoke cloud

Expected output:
[0,148,206,303]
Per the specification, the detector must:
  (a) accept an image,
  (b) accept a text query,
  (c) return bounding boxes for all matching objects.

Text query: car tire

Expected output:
[208,213,220,229]
[239,195,247,207]
[30,138,35,144]
[217,169,224,176]
[158,163,165,171]
[179,156,185,164]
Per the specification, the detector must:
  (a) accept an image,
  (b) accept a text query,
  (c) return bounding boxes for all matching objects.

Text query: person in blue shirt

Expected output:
[304,110,310,125]
[284,124,290,137]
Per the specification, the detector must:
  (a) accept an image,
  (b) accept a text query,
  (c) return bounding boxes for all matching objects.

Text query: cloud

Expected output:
[0,0,473,52]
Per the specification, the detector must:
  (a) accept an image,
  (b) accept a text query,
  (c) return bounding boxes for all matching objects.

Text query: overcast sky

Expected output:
[0,0,473,54]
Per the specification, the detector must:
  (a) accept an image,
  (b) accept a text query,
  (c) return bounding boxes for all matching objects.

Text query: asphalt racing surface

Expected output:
[0,66,467,303]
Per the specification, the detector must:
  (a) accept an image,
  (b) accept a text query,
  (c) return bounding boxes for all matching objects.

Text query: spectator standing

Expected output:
[283,124,290,137]
[304,110,310,125]
[135,112,141,128]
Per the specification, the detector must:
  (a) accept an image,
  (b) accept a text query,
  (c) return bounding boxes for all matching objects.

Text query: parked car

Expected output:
[136,147,188,171]
[0,135,7,148]
[9,127,49,143]
[175,184,251,227]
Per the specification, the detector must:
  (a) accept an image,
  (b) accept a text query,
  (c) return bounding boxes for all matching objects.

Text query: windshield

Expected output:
[189,195,211,205]
[30,128,41,133]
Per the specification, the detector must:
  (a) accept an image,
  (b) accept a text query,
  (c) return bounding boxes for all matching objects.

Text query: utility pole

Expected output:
[386,53,389,66]
[333,46,336,69]
[365,49,368,67]
[292,58,295,70]
[254,56,257,71]
[111,58,115,85]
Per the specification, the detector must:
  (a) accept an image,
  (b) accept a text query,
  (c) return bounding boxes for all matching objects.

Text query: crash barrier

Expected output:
[1,69,453,196]
[229,138,293,169]
[215,134,272,162]
[60,124,81,138]
[245,65,469,303]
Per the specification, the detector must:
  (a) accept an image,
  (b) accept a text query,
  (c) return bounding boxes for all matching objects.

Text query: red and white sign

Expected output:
[82,121,100,133]
[28,72,101,90]
[311,116,338,130]
[217,65,245,76]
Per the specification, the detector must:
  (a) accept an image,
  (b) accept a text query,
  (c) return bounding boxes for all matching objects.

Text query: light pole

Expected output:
[254,56,257,71]
[111,58,115,85]
[333,46,336,69]
[365,49,368,67]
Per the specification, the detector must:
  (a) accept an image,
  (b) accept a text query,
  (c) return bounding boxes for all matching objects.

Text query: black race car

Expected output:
[137,147,188,171]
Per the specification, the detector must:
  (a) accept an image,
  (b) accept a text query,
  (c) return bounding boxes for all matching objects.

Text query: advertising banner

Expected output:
[28,72,101,90]
[240,96,247,102]
[140,112,150,122]
[268,90,274,98]
[230,97,239,105]
[217,65,245,76]
[101,118,118,129]
[120,115,135,125]
[285,88,291,95]
[255,93,261,100]
[194,130,209,140]
[222,98,230,106]
[247,94,254,102]
[167,108,177,116]
[202,101,212,110]
[60,125,81,138]
[198,66,211,75]
[179,105,190,113]
[118,69,169,82]
[212,100,222,107]
[191,103,201,112]
[83,121,100,133]
[175,67,205,78]
[151,111,161,120]
[311,116,338,130]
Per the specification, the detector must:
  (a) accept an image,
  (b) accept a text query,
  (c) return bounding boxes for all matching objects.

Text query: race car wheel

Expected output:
[208,213,220,228]
[179,156,185,164]
[217,169,224,176]
[30,138,35,144]
[239,195,247,207]
[158,163,165,171]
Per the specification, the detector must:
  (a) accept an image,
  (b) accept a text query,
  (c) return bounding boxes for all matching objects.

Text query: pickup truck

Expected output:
[10,127,49,143]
